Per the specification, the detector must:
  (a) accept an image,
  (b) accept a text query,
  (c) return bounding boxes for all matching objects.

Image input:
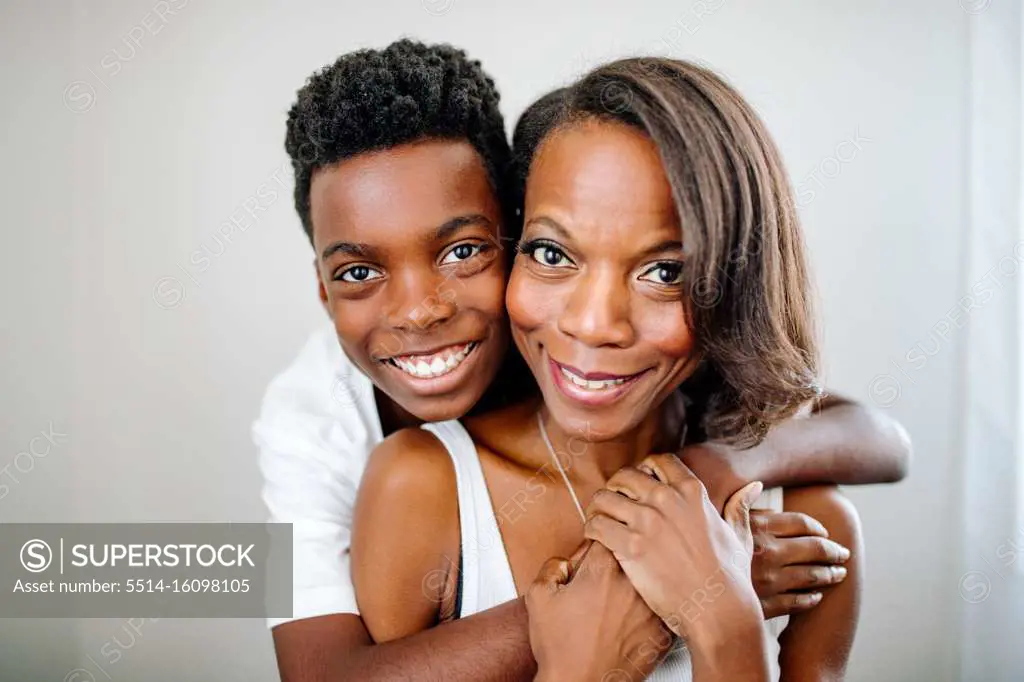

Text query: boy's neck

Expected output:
[374,387,422,438]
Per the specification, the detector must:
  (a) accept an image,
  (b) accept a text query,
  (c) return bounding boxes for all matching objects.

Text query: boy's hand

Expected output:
[751,509,851,618]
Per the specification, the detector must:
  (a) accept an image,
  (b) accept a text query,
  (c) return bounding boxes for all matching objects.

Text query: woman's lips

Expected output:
[547,356,649,407]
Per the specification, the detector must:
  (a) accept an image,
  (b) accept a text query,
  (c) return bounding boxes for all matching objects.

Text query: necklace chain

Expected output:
[536,412,587,524]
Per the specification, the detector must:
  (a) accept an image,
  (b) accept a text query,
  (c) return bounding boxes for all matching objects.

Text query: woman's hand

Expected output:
[526,540,673,682]
[679,443,852,619]
[582,454,765,650]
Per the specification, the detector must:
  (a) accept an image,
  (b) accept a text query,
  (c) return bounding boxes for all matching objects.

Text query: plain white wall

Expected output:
[0,0,973,679]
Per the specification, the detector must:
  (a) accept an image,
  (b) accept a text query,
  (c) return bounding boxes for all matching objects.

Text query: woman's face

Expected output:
[507,120,698,439]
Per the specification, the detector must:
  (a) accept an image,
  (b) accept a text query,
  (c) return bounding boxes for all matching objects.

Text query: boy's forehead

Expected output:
[309,139,502,250]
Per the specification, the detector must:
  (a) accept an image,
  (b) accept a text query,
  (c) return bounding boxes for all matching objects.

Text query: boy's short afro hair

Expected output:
[285,39,513,241]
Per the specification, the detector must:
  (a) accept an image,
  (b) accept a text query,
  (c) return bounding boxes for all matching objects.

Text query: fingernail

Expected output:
[832,566,848,581]
[747,481,764,502]
[805,592,823,605]
[837,545,851,562]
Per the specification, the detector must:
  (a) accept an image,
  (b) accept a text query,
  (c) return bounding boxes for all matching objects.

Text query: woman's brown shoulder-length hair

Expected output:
[513,57,821,446]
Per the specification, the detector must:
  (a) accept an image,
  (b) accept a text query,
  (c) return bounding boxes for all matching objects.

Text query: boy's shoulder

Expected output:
[255,323,376,434]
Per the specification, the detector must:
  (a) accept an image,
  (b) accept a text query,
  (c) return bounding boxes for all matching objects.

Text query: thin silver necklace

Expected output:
[536,412,587,524]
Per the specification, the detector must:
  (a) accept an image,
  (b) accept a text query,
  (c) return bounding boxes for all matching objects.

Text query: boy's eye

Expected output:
[440,242,484,264]
[338,265,383,283]
[530,244,572,268]
[638,262,684,285]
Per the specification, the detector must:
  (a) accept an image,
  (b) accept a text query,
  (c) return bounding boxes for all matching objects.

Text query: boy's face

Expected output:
[309,139,509,423]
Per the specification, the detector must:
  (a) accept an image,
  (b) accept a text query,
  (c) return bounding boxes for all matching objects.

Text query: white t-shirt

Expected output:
[253,323,383,628]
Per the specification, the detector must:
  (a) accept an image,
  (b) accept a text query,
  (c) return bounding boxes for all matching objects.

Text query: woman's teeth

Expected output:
[391,343,475,379]
[559,366,628,391]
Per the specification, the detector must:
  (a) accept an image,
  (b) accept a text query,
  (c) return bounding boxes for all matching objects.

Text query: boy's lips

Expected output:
[380,341,484,396]
[384,341,478,379]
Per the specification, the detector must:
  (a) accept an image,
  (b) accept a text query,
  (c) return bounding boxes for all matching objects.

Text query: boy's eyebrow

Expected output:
[320,241,375,262]
[319,214,495,262]
[434,214,494,241]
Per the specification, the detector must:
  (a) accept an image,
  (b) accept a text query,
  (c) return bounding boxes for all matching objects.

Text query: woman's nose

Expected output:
[556,266,635,348]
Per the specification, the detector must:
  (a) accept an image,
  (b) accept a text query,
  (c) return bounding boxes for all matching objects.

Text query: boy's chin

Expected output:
[399,392,479,424]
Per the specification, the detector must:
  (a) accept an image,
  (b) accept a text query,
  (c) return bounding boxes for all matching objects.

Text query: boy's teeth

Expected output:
[559,366,626,391]
[391,343,475,379]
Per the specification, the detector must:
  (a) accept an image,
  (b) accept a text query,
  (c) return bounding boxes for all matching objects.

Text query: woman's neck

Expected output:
[538,398,684,486]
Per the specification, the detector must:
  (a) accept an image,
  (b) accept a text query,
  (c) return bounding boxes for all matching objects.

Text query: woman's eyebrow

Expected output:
[524,216,572,241]
[638,239,684,258]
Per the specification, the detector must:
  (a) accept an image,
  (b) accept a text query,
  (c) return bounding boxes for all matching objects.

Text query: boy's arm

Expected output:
[682,392,912,511]
[273,603,534,682]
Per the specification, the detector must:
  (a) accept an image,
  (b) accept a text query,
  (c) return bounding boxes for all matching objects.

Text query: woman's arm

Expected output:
[351,427,463,643]
[777,485,864,681]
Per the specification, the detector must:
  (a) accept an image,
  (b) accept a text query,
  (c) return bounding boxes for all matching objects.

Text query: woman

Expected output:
[351,57,859,681]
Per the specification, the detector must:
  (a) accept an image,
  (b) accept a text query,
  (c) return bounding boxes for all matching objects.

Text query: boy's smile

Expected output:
[309,138,509,424]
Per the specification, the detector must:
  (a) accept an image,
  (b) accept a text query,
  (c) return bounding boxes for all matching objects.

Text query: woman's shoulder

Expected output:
[353,425,462,642]
[362,426,458,506]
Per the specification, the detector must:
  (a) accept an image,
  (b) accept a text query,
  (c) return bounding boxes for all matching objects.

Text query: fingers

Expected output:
[638,453,700,490]
[572,540,621,582]
[723,481,764,545]
[565,539,594,579]
[585,488,643,525]
[760,591,824,619]
[533,556,572,594]
[583,513,634,559]
[767,564,848,594]
[768,535,851,566]
[604,466,662,502]
[751,510,829,539]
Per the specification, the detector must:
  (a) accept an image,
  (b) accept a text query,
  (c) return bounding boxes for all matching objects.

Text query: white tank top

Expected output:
[421,420,788,681]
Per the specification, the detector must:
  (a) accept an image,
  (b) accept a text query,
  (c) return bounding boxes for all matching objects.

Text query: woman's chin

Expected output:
[545,405,637,443]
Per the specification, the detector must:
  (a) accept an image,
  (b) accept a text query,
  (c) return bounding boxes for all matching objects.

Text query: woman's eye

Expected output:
[639,262,684,285]
[440,242,483,264]
[338,265,383,283]
[530,245,572,268]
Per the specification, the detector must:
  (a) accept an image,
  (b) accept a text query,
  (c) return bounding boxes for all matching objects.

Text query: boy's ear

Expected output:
[314,258,332,319]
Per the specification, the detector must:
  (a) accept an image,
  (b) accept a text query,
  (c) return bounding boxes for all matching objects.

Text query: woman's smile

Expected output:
[547,354,653,407]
